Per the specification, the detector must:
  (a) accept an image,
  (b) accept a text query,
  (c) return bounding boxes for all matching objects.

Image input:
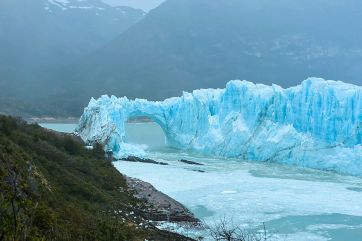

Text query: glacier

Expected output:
[76,78,362,176]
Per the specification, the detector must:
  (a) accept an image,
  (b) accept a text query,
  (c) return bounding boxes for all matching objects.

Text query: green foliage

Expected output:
[0,116,18,136]
[63,136,83,155]
[0,115,145,241]
[93,142,106,160]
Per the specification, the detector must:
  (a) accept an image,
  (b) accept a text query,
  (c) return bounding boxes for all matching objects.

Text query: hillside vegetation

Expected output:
[0,115,190,241]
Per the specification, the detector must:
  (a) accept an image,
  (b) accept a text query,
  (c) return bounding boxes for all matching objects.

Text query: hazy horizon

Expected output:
[1,0,361,117]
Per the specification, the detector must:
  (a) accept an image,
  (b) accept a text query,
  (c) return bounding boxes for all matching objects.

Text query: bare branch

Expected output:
[208,217,274,241]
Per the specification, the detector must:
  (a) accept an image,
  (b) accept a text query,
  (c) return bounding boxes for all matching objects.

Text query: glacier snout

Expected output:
[77,78,362,176]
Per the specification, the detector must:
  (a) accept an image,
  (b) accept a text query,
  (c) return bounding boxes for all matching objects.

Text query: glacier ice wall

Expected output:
[77,78,362,176]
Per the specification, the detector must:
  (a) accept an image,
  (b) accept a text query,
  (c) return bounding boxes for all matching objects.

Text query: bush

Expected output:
[92,142,105,159]
[63,136,83,155]
[0,116,17,136]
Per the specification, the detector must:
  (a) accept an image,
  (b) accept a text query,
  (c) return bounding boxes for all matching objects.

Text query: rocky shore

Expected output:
[126,176,199,223]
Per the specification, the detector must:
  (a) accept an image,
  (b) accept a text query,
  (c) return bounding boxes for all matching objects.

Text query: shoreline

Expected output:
[125,175,199,223]
[26,116,154,124]
[61,129,200,240]
[26,117,79,124]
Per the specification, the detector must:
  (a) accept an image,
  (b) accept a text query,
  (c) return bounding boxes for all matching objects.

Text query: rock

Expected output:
[193,170,205,173]
[126,176,199,223]
[121,156,169,165]
[179,159,204,166]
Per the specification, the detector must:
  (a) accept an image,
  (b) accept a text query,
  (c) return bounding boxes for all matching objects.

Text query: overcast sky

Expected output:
[102,0,165,11]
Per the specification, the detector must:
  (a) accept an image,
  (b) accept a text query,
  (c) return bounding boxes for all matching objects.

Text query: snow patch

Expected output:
[47,0,106,11]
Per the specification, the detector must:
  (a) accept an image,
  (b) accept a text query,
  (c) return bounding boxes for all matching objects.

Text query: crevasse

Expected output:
[76,78,362,176]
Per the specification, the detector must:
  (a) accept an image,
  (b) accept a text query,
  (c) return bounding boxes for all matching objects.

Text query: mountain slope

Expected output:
[60,0,362,114]
[0,0,144,115]
[0,115,193,240]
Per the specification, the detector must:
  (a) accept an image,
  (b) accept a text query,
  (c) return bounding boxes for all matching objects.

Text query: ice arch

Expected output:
[77,78,362,176]
[77,97,171,157]
[124,117,167,150]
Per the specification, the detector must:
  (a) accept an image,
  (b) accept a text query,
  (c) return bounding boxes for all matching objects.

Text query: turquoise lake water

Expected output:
[39,123,78,133]
[44,122,362,241]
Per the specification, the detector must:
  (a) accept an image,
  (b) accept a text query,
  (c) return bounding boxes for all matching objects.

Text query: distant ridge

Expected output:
[52,0,362,116]
[2,0,362,117]
[0,0,144,116]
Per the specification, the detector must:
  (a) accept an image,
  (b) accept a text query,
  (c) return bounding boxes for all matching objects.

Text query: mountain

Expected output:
[0,0,144,116]
[57,0,362,115]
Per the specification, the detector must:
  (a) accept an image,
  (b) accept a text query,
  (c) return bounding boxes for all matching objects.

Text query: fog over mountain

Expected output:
[55,0,362,115]
[1,0,362,117]
[0,0,144,116]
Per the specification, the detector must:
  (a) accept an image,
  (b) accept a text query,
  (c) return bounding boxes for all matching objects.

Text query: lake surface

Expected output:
[39,123,78,133]
[44,122,362,241]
